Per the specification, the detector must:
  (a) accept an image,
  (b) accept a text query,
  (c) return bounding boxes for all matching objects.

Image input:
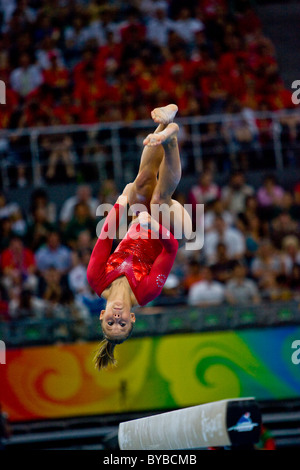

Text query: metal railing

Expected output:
[1,300,299,348]
[1,108,299,189]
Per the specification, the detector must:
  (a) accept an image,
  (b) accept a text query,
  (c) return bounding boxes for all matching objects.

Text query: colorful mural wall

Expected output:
[0,326,300,422]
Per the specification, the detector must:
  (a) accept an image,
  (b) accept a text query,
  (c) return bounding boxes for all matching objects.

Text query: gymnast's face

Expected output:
[100,301,135,340]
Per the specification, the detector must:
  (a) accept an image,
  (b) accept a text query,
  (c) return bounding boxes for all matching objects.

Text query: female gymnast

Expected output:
[87,104,192,369]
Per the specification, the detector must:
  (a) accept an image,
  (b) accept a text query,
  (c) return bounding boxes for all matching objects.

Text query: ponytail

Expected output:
[94,320,135,371]
[94,339,117,370]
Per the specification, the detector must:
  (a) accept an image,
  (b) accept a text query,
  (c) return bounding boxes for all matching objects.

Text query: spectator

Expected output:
[68,250,90,299]
[30,187,57,224]
[225,262,261,305]
[200,61,228,113]
[199,122,227,172]
[0,217,15,251]
[222,105,259,163]
[26,206,56,251]
[188,266,225,307]
[188,170,220,228]
[280,191,300,222]
[78,282,106,317]
[35,231,71,274]
[204,215,245,264]
[59,185,98,227]
[182,259,203,293]
[63,202,97,249]
[42,51,69,91]
[243,194,259,225]
[97,179,119,205]
[119,8,146,46]
[281,235,300,277]
[251,239,284,282]
[244,215,263,263]
[294,182,300,206]
[172,7,205,45]
[204,198,234,232]
[8,288,46,320]
[1,236,37,292]
[41,122,76,183]
[36,36,65,71]
[140,0,169,18]
[64,14,94,52]
[270,210,299,249]
[210,242,236,283]
[259,272,293,302]
[8,206,26,238]
[38,266,69,319]
[146,6,175,47]
[0,192,20,220]
[290,264,300,296]
[257,174,285,218]
[76,230,94,253]
[221,170,254,215]
[10,52,43,98]
[60,289,91,340]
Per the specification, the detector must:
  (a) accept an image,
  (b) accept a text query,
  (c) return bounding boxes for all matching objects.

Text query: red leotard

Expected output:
[87,203,178,306]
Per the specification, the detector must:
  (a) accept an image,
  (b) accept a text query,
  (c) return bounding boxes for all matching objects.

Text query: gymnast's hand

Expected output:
[122,182,134,197]
[117,183,134,206]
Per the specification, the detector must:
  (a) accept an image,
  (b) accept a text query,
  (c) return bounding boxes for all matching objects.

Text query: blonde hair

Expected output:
[94,322,134,370]
[94,339,118,370]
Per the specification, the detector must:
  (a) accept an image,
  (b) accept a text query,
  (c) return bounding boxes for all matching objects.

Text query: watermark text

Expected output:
[95,202,204,251]
[0,80,6,104]
[0,340,6,364]
[291,80,300,105]
[291,340,300,365]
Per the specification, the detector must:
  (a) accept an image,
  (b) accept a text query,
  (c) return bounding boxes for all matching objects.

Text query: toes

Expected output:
[151,111,162,124]
[151,108,166,124]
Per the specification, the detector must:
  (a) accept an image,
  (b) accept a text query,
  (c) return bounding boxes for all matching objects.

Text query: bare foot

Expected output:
[151,104,178,125]
[143,122,179,147]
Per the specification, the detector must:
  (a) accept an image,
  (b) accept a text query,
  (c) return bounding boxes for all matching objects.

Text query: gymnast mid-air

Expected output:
[87,104,192,369]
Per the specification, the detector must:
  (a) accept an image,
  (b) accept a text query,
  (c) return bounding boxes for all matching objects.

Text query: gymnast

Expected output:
[87,104,192,369]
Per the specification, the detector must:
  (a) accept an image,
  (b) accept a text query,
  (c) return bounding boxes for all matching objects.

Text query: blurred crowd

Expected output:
[0,170,299,337]
[0,0,296,128]
[0,0,298,125]
[0,182,118,338]
[163,170,300,308]
[0,0,299,188]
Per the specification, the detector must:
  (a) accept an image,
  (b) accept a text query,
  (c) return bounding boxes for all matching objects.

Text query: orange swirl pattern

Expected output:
[1,327,300,422]
[0,339,153,421]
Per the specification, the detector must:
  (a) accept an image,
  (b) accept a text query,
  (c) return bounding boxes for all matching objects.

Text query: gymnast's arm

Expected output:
[86,194,128,294]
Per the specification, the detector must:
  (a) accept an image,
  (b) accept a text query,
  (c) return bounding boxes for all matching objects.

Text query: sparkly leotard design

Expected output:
[87,203,178,306]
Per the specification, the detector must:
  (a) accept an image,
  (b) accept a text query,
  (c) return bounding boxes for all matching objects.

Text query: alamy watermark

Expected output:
[96,202,204,251]
[0,340,6,364]
[291,80,300,105]
[291,340,300,365]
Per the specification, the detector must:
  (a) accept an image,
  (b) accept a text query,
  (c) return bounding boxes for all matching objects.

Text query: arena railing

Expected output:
[0,108,299,189]
[1,300,299,348]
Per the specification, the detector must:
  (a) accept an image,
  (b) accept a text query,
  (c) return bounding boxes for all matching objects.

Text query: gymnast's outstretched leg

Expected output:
[128,104,178,210]
[143,118,193,241]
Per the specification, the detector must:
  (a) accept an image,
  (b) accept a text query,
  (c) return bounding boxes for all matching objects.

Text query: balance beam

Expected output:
[118,398,261,450]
